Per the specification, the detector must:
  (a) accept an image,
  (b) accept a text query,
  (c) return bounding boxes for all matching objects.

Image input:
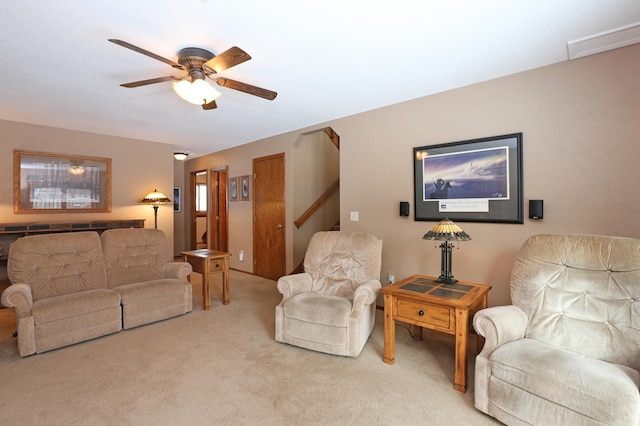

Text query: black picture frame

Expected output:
[173,187,181,212]
[413,133,523,223]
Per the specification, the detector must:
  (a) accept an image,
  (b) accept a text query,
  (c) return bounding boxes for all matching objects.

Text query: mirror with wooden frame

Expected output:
[14,150,112,213]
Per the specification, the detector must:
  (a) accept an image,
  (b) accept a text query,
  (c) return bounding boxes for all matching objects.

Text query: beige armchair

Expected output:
[275,231,382,357]
[473,234,640,425]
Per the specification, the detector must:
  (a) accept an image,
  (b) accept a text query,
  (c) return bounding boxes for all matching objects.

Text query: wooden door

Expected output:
[209,168,229,252]
[253,153,286,280]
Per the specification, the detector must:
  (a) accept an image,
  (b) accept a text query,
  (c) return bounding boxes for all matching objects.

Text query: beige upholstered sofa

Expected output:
[1,228,192,357]
[473,234,640,425]
[275,231,382,357]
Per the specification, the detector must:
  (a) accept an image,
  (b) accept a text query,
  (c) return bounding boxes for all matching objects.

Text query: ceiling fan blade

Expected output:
[120,76,180,88]
[109,39,184,70]
[215,78,277,100]
[202,100,218,110]
[203,47,251,74]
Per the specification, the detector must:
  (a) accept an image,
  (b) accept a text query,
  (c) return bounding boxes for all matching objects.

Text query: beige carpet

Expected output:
[0,271,499,425]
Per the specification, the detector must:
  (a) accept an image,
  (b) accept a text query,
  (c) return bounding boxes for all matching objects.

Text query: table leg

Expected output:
[203,259,211,310]
[476,293,488,353]
[454,308,469,392]
[409,324,423,341]
[383,294,396,364]
[221,262,229,305]
[184,255,191,285]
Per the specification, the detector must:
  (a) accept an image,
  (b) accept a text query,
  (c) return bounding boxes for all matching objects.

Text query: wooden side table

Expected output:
[381,275,491,393]
[181,249,231,310]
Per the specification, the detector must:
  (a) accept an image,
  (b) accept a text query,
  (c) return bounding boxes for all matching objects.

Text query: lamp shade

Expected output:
[140,189,172,205]
[172,78,221,105]
[423,218,470,285]
[422,218,471,242]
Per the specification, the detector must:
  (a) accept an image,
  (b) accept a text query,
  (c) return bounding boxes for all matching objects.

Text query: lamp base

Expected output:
[436,241,457,285]
[436,275,457,285]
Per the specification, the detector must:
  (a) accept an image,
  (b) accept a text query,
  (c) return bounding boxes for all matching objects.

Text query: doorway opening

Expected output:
[190,170,208,249]
[291,127,340,273]
[208,168,229,252]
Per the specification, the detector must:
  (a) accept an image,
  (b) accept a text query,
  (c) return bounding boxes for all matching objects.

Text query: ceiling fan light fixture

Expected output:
[172,78,221,105]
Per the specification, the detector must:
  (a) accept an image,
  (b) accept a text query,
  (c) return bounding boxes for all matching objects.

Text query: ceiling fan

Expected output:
[109,39,277,110]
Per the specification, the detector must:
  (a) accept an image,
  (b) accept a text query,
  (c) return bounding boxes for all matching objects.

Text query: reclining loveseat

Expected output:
[1,228,192,357]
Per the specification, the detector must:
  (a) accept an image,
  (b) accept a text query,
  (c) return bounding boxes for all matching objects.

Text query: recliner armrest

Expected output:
[277,273,312,300]
[1,283,34,318]
[473,305,528,357]
[162,262,193,281]
[351,279,381,316]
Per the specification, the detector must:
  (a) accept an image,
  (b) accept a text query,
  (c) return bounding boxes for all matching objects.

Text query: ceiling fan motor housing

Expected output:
[177,47,216,81]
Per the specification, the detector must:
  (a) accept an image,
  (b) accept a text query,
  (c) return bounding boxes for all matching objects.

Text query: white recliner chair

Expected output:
[275,231,382,357]
[473,234,640,425]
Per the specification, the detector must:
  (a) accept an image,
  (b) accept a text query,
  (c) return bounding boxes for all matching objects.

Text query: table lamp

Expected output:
[422,218,471,285]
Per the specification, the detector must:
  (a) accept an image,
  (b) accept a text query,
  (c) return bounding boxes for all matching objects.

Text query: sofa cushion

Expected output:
[32,288,122,353]
[490,338,640,424]
[33,288,121,324]
[8,232,108,301]
[112,278,188,329]
[101,228,172,287]
[113,278,185,304]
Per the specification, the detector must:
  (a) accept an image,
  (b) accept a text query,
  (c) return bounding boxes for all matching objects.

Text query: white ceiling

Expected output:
[2,1,639,158]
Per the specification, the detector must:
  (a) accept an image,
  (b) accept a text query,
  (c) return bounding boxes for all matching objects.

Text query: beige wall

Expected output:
[187,43,640,307]
[2,43,638,308]
[335,43,640,306]
[0,120,175,246]
[184,137,296,273]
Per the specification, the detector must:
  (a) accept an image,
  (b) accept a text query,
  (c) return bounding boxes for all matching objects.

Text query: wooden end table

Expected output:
[181,249,231,310]
[381,275,491,393]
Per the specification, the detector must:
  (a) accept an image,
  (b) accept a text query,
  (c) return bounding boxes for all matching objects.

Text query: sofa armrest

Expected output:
[277,273,312,300]
[473,305,528,356]
[1,283,34,318]
[351,279,381,317]
[162,262,193,281]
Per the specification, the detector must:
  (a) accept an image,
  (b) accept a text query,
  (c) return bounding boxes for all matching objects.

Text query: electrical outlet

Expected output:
[239,250,244,262]
[387,273,395,284]
[350,211,359,221]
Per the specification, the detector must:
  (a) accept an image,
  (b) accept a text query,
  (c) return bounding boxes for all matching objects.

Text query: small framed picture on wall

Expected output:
[240,175,250,201]
[173,187,181,212]
[229,177,239,201]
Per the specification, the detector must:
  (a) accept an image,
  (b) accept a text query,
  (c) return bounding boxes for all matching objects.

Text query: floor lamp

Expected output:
[422,218,471,285]
[140,189,172,229]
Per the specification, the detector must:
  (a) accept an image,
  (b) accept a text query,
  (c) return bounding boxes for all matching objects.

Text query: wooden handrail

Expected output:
[294,180,339,229]
[324,128,340,149]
